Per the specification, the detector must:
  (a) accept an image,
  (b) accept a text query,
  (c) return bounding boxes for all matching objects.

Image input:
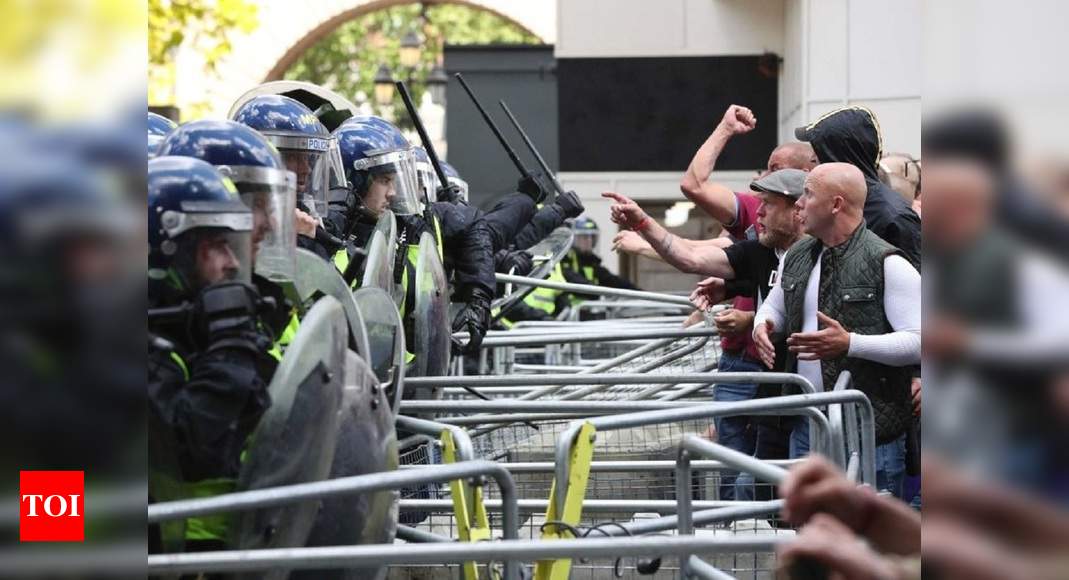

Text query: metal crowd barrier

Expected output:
[151,255,880,579]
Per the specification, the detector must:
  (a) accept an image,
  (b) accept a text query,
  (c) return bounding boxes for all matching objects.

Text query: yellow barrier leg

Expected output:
[441,430,492,580]
[535,422,596,580]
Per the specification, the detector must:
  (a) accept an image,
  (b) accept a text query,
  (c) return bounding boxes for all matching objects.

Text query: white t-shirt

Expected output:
[754,249,921,391]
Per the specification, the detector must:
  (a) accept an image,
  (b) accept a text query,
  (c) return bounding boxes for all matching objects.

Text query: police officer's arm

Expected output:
[680,105,757,225]
[604,192,735,278]
[432,202,496,298]
[149,345,272,480]
[512,191,584,250]
[561,267,600,298]
[592,263,638,290]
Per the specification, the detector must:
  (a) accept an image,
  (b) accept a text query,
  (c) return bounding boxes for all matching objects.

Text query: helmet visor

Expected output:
[354,149,422,216]
[574,231,598,253]
[280,148,330,218]
[238,181,298,285]
[447,176,469,203]
[415,160,440,204]
[175,228,253,290]
[326,140,347,190]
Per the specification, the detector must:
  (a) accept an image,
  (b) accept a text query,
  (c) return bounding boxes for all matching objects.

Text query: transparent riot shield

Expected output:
[491,225,575,313]
[292,348,399,580]
[353,286,406,414]
[229,296,346,562]
[293,247,371,360]
[360,210,397,303]
[411,231,451,382]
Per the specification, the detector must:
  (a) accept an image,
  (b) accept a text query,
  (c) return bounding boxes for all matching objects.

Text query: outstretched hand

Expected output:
[689,276,726,311]
[602,191,649,230]
[611,230,651,255]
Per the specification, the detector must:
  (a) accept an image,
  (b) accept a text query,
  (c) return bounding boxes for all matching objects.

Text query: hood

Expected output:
[795,106,883,181]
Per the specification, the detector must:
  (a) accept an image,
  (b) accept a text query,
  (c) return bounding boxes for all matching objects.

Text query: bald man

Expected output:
[753,162,921,499]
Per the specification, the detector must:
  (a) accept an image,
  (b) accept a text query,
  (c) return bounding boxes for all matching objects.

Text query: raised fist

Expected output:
[719,104,757,136]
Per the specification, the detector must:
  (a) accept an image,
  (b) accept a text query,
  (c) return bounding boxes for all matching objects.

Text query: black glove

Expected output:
[552,190,584,219]
[436,183,465,205]
[193,282,271,355]
[450,287,492,355]
[517,174,549,203]
[494,249,534,275]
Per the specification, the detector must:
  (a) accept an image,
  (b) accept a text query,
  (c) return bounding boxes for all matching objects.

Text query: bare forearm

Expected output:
[639,220,732,277]
[637,245,663,261]
[683,127,731,192]
[681,129,738,225]
[693,237,733,249]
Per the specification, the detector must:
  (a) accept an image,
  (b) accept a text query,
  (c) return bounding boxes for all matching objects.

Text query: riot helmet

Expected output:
[148,112,177,158]
[573,216,599,255]
[157,120,298,285]
[148,156,254,295]
[231,95,333,219]
[333,117,422,217]
[229,81,355,208]
[440,160,469,203]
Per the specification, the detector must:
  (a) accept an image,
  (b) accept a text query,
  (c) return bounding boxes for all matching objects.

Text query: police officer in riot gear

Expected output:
[564,216,638,290]
[333,117,495,355]
[148,156,278,548]
[156,119,301,343]
[231,94,346,262]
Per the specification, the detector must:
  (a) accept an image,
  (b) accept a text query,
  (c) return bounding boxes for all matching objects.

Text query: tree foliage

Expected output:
[284,2,540,118]
[149,0,259,112]
[149,0,259,69]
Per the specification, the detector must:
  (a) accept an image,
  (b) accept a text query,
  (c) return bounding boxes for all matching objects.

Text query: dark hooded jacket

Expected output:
[797,107,921,268]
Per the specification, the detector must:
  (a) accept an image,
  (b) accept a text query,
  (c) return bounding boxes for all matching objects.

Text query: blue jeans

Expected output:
[712,351,762,500]
[735,415,810,501]
[876,434,907,500]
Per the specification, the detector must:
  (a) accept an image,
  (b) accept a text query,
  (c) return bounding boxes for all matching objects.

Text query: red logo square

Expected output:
[19,471,84,542]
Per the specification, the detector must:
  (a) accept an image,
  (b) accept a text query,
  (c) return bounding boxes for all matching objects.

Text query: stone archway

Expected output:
[178,0,555,119]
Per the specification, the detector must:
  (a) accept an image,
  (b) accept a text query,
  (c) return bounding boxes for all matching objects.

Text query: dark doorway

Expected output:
[444,45,557,210]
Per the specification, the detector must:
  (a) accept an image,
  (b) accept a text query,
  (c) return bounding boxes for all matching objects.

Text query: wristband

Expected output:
[633,217,652,232]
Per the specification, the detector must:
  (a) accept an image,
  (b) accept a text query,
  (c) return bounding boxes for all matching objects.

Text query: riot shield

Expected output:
[230,296,346,564]
[353,287,406,414]
[293,348,399,580]
[411,231,451,383]
[360,210,397,303]
[293,247,371,360]
[491,225,574,314]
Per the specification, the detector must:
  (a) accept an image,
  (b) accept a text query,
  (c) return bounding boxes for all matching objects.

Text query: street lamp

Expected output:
[399,31,423,68]
[426,65,448,105]
[373,64,395,106]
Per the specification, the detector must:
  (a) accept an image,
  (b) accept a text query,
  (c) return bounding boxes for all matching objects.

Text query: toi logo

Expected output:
[19,471,84,542]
